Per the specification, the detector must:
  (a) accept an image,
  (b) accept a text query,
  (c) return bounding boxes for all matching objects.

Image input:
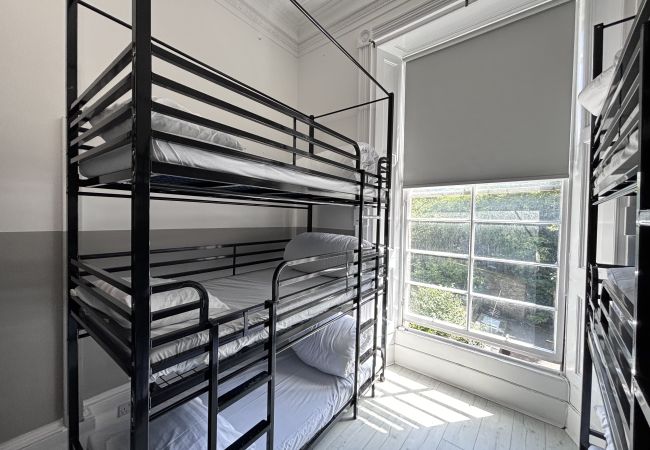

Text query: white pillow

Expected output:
[105,397,241,450]
[89,96,244,151]
[283,232,370,278]
[292,314,370,378]
[578,50,622,116]
[74,276,229,329]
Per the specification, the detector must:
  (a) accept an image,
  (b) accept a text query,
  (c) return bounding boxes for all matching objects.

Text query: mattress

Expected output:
[87,350,380,450]
[79,139,380,198]
[76,267,376,381]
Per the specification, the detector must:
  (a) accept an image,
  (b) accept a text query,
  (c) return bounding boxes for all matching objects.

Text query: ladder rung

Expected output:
[360,318,376,333]
[218,371,272,412]
[360,348,374,366]
[225,419,270,450]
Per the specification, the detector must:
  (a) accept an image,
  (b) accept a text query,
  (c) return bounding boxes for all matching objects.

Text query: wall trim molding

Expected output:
[0,383,130,450]
[0,421,66,450]
[395,329,570,427]
[213,0,299,57]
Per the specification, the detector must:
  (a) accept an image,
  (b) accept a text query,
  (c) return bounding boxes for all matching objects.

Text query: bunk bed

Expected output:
[579,2,650,449]
[65,1,394,449]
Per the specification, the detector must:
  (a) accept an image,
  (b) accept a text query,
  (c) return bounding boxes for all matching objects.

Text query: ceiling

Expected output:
[215,0,396,56]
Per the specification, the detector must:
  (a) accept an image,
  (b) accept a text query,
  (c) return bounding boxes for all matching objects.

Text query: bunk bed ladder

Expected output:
[206,302,276,450]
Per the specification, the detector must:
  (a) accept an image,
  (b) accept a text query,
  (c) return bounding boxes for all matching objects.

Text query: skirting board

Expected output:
[395,329,570,428]
[0,383,128,450]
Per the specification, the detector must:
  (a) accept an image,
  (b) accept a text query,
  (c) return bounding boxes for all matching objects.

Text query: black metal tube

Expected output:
[353,171,365,419]
[314,96,390,120]
[580,23,603,450]
[66,1,80,447]
[130,0,152,448]
[267,301,278,449]
[381,93,394,381]
[208,325,220,450]
[372,160,383,397]
[288,0,389,96]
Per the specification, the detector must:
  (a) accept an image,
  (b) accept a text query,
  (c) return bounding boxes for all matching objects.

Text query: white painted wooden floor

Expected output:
[314,365,576,450]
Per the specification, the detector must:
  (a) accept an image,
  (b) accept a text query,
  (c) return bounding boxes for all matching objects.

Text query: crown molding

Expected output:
[213,0,410,58]
[298,0,407,56]
[213,0,300,57]
[372,0,471,44]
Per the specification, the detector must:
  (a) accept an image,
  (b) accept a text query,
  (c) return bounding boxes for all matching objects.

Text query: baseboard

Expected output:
[0,421,67,450]
[0,383,129,450]
[565,403,580,446]
[395,329,570,428]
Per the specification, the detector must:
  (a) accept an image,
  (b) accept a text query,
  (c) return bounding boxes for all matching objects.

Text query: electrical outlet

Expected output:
[117,402,130,418]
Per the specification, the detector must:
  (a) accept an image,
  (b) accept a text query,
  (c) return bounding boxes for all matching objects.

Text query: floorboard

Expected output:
[314,365,576,450]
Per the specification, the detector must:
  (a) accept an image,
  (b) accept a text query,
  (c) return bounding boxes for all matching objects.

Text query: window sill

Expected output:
[395,327,568,399]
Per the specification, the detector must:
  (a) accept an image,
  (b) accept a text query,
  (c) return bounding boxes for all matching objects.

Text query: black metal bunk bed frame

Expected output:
[580,2,650,449]
[65,1,394,449]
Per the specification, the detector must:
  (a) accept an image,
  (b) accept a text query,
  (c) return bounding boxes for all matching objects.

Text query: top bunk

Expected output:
[67,1,394,208]
[584,1,650,204]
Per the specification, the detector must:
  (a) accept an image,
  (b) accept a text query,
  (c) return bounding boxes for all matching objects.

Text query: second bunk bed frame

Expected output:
[65,1,394,449]
[580,1,650,449]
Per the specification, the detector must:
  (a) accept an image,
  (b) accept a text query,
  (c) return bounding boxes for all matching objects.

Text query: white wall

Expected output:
[0,0,301,234]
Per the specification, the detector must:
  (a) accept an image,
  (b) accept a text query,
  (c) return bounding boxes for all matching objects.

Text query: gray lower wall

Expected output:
[0,232,64,443]
[0,226,353,443]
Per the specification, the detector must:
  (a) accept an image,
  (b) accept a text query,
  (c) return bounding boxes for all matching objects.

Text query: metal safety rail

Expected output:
[68,2,389,207]
[580,2,650,448]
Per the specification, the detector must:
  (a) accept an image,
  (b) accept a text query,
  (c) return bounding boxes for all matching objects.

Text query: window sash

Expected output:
[403,181,564,361]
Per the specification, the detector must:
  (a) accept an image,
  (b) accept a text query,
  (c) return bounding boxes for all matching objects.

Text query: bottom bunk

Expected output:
[86,349,380,450]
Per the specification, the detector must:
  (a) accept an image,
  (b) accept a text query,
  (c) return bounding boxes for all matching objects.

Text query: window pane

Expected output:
[410,254,468,290]
[410,186,472,219]
[410,222,470,255]
[470,297,555,351]
[408,285,467,327]
[474,223,559,264]
[474,180,562,222]
[473,260,557,307]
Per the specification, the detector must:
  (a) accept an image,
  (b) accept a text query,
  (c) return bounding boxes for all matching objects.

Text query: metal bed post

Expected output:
[632,20,650,449]
[66,1,80,449]
[208,326,220,450]
[308,115,315,232]
[353,171,365,419]
[371,162,383,397]
[579,22,603,450]
[266,301,277,450]
[130,0,152,448]
[381,93,394,382]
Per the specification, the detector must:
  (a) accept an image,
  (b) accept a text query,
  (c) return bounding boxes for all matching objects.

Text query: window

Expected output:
[403,180,564,362]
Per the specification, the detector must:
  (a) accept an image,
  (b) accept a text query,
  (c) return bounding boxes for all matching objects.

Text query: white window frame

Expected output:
[401,180,568,363]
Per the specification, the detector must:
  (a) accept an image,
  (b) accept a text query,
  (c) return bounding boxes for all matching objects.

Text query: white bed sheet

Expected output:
[77,267,375,381]
[79,139,379,198]
[87,350,380,450]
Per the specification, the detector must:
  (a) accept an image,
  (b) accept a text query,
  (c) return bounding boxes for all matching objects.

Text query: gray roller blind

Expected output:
[403,2,575,187]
